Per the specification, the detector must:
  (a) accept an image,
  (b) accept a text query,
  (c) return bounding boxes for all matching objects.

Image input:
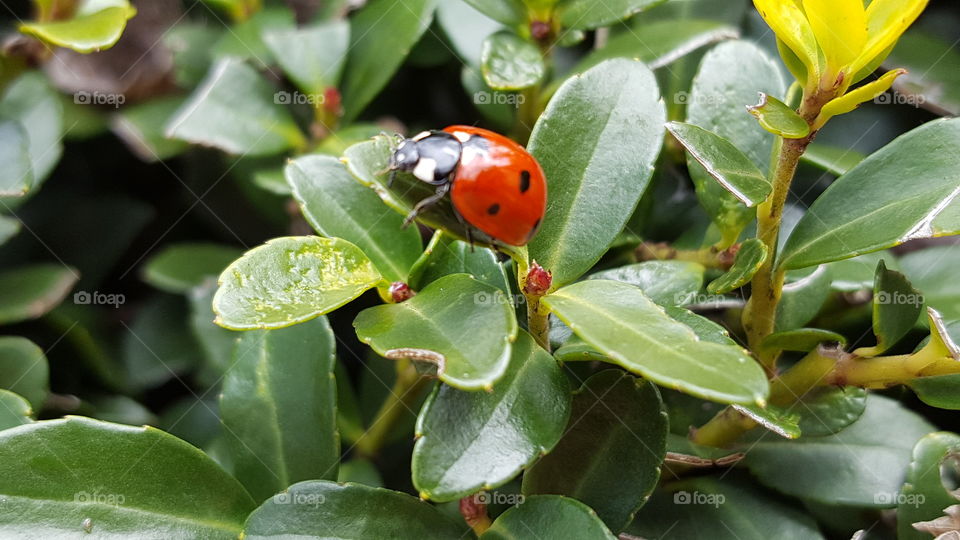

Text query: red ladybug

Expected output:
[388,125,547,246]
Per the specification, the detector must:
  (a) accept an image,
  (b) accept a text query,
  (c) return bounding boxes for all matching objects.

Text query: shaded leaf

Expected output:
[795,386,867,437]
[707,238,767,294]
[0,72,64,187]
[898,432,960,540]
[899,246,960,320]
[588,260,704,307]
[0,337,48,411]
[122,294,202,391]
[263,20,349,94]
[0,121,33,197]
[408,231,510,292]
[760,328,847,355]
[110,96,189,162]
[775,265,832,331]
[856,260,923,355]
[481,31,544,90]
[0,389,32,430]
[463,0,525,26]
[142,243,242,294]
[801,143,865,176]
[0,264,78,326]
[481,495,616,540]
[910,374,960,410]
[558,0,667,30]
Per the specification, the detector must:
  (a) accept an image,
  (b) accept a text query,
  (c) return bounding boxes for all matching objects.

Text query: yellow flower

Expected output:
[754,0,928,128]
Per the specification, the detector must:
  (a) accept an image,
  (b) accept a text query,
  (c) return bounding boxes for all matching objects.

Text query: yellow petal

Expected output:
[815,69,907,129]
[753,0,820,85]
[849,0,928,76]
[802,0,867,78]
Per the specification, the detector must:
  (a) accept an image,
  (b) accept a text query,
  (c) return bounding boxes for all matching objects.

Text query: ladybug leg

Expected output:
[403,182,450,228]
[387,169,397,188]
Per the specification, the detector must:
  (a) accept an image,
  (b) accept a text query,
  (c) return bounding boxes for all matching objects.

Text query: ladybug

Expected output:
[388,125,547,246]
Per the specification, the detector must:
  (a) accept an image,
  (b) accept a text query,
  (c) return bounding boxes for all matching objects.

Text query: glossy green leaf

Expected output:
[747,92,810,139]
[481,31,544,90]
[588,261,704,307]
[628,475,825,540]
[408,232,510,292]
[263,20,349,94]
[684,41,784,244]
[0,417,255,537]
[354,274,517,390]
[0,72,64,186]
[743,394,935,506]
[0,337,48,411]
[0,390,32,430]
[553,334,609,363]
[213,236,382,330]
[19,3,137,53]
[664,305,738,346]
[110,96,188,162]
[142,243,242,294]
[0,121,33,197]
[909,374,960,410]
[794,386,867,437]
[413,331,570,501]
[166,59,306,156]
[0,264,78,326]
[801,143,865,176]
[528,58,665,288]
[856,260,923,355]
[780,118,960,270]
[243,480,464,539]
[543,280,768,404]
[437,0,502,68]
[898,432,960,540]
[482,495,616,540]
[523,370,666,532]
[314,124,383,157]
[734,403,800,439]
[558,0,666,30]
[667,122,771,207]
[463,0,525,26]
[760,328,847,355]
[826,251,896,292]
[286,155,422,283]
[341,0,439,122]
[220,317,339,502]
[775,265,832,331]
[122,294,202,391]
[708,238,768,294]
[898,246,960,319]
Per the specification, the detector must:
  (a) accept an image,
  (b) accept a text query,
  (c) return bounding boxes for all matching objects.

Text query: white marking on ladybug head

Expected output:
[413,158,437,182]
[413,131,432,141]
[452,131,471,143]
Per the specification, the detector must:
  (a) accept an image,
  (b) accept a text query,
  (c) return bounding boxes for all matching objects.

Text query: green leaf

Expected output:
[0,121,33,197]
[0,215,20,247]
[884,29,960,117]
[707,238,768,294]
[760,328,847,355]
[211,8,295,69]
[188,280,237,382]
[166,58,306,156]
[780,118,960,270]
[412,331,570,501]
[338,459,383,487]
[110,96,189,162]
[0,264,78,325]
[909,374,960,410]
[775,265,832,331]
[0,389,32,430]
[794,386,867,437]
[898,432,960,540]
[0,417,255,537]
[341,0,439,122]
[243,480,464,539]
[142,243,242,294]
[437,0,503,68]
[213,236,382,330]
[165,22,223,88]
[220,317,339,502]
[522,370,667,532]
[627,474,826,540]
[733,403,801,439]
[900,246,960,319]
[19,3,137,53]
[408,231,510,292]
[354,274,517,390]
[122,294,202,391]
[286,155,422,283]
[747,92,810,139]
[588,261,704,307]
[263,20,349,95]
[543,280,768,404]
[558,0,666,30]
[528,58,665,288]
[856,260,923,356]
[667,122,771,207]
[0,337,48,411]
[482,495,616,539]
[743,394,935,506]
[664,305,738,345]
[463,0,525,26]
[826,251,897,292]
[800,143,865,176]
[1,72,64,187]
[481,31,544,90]
[684,41,784,244]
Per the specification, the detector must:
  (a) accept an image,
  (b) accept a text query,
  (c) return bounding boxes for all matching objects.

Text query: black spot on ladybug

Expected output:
[487,203,501,215]
[520,170,531,193]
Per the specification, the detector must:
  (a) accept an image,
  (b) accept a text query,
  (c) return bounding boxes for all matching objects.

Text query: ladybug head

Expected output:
[389,139,420,172]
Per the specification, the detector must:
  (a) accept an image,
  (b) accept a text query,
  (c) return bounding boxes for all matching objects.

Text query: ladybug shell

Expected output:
[443,125,547,246]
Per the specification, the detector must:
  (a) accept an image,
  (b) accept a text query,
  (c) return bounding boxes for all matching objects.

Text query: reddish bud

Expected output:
[530,20,551,41]
[459,495,492,534]
[523,261,552,296]
[389,282,415,303]
[323,86,342,115]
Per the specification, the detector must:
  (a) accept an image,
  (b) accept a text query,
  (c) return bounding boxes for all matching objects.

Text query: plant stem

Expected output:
[526,298,551,351]
[354,359,429,458]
